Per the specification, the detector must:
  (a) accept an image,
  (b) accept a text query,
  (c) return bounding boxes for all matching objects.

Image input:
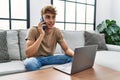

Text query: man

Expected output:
[24,5,74,71]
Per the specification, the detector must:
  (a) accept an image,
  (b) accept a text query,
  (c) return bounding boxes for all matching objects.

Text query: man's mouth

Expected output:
[48,23,54,26]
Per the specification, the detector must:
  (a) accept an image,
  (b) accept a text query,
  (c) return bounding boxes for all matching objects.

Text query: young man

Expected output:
[24,5,74,71]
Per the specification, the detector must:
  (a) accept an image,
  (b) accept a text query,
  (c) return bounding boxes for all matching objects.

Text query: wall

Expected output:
[111,0,120,26]
[30,0,51,27]
[96,0,120,27]
[96,0,112,26]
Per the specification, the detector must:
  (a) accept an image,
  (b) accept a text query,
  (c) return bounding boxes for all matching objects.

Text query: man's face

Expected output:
[43,13,56,29]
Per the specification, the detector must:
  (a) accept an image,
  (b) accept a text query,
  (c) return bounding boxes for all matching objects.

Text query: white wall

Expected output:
[30,0,51,27]
[111,0,120,26]
[96,0,120,26]
[96,0,112,26]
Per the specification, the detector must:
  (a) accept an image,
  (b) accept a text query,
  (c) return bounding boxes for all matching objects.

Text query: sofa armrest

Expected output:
[106,44,120,52]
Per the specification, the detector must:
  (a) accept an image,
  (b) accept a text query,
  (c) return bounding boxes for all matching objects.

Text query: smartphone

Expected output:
[40,17,46,30]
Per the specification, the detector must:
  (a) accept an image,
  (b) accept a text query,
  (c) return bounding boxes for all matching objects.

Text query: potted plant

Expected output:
[97,19,120,45]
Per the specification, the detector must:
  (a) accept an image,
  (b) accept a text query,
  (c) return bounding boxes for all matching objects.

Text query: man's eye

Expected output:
[52,16,55,19]
[46,16,50,19]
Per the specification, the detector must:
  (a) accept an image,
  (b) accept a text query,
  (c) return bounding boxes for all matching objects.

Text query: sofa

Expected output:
[0,29,120,76]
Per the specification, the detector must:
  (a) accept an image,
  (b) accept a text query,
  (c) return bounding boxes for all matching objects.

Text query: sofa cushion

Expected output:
[7,30,20,60]
[0,31,10,63]
[106,44,120,52]
[0,60,26,76]
[95,51,120,71]
[54,43,63,54]
[18,29,28,60]
[84,31,108,50]
[62,31,85,51]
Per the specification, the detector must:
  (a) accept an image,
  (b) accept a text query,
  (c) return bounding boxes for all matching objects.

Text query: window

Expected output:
[0,0,30,30]
[51,0,96,31]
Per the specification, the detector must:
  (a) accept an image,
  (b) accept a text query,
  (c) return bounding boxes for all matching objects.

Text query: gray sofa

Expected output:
[0,29,120,76]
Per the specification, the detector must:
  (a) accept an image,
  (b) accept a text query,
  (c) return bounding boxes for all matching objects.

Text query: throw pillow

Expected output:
[0,31,10,63]
[84,31,108,51]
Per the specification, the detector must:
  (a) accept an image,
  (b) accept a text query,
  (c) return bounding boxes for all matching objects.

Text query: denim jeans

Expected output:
[24,54,72,71]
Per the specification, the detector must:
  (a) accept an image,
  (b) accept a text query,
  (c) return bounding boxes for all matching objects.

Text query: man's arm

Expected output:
[25,21,45,58]
[25,33,44,58]
[59,39,74,57]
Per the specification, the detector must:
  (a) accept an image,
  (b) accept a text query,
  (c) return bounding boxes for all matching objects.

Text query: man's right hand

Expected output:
[38,22,45,35]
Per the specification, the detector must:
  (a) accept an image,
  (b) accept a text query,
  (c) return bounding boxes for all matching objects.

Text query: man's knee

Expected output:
[24,57,41,71]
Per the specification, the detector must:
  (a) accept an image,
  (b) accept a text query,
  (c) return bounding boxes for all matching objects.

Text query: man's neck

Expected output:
[45,27,53,34]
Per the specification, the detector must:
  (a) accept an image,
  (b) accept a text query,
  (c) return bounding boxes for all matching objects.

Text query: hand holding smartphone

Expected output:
[40,17,46,30]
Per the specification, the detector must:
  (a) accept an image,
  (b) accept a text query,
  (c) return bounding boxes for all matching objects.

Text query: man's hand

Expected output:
[38,22,45,35]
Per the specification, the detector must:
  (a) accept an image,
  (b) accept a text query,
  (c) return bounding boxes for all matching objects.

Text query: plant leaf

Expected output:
[96,19,120,45]
[97,21,107,32]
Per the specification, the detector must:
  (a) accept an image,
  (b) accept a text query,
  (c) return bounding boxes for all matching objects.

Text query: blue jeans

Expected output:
[24,54,72,71]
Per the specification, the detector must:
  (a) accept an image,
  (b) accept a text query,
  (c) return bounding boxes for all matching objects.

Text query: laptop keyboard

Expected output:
[55,62,72,69]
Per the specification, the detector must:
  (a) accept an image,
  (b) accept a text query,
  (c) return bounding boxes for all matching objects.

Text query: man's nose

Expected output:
[50,17,53,20]
[49,18,53,22]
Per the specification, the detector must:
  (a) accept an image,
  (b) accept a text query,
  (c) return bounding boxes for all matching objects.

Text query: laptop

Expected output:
[53,45,98,74]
